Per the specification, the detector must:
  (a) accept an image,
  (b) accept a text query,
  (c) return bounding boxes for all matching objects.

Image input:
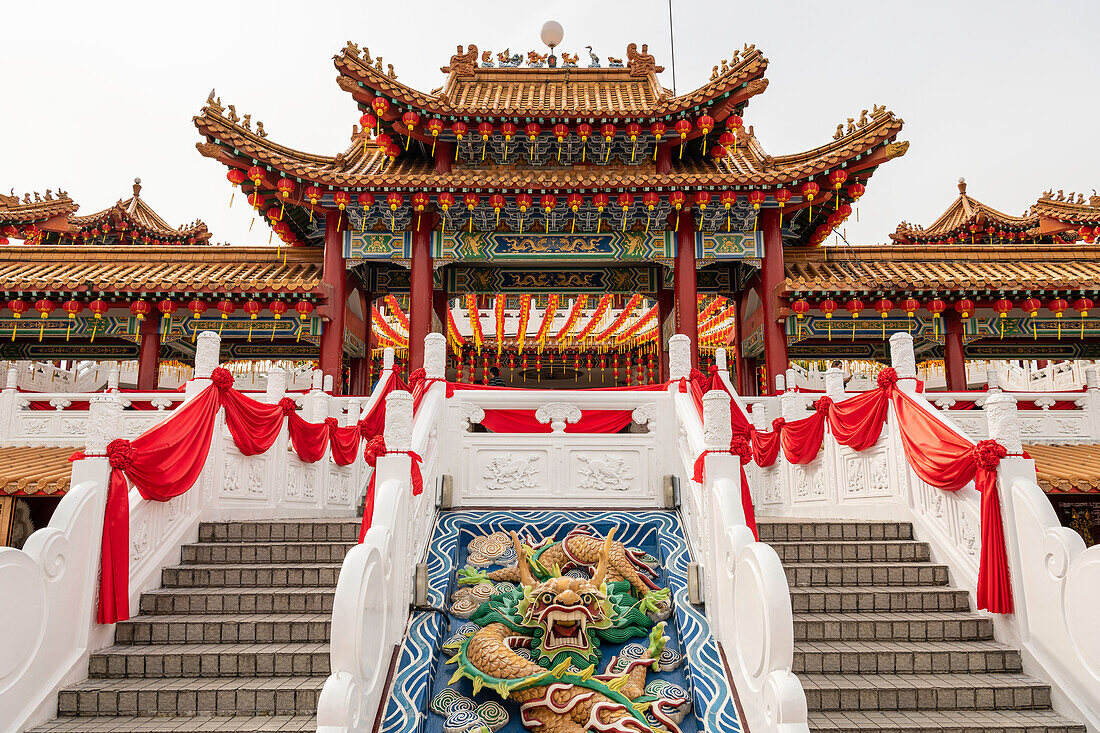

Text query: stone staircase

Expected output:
[759,520,1086,733]
[29,519,360,733]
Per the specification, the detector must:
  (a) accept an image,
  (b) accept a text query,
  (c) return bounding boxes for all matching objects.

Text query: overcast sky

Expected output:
[3,1,1097,246]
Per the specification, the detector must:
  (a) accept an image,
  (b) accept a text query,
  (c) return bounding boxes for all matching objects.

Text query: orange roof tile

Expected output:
[1026,444,1100,494]
[334,42,768,119]
[784,244,1100,293]
[0,446,77,496]
[1030,191,1100,226]
[0,246,321,295]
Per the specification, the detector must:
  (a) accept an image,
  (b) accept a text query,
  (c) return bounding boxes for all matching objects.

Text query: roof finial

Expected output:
[133,178,142,197]
[541,20,563,68]
[957,177,966,195]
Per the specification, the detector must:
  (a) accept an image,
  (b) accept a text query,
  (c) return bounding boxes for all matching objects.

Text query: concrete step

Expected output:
[758,521,914,542]
[806,709,1085,733]
[89,643,329,678]
[56,676,323,717]
[161,563,342,588]
[784,562,949,587]
[794,612,994,642]
[792,640,1021,675]
[115,613,331,645]
[770,540,932,564]
[801,672,1051,712]
[789,586,971,614]
[181,541,356,564]
[139,588,335,615]
[28,715,317,732]
[198,520,360,543]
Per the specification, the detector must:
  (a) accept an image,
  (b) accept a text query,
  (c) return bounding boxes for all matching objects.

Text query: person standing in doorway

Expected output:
[488,366,506,387]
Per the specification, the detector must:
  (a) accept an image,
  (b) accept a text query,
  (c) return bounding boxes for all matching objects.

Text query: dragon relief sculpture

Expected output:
[436,528,691,733]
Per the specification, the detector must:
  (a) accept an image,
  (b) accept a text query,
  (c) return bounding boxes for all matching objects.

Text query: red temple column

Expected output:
[732,291,746,394]
[759,208,788,394]
[943,311,967,391]
[136,312,161,390]
[434,142,453,175]
[657,287,674,381]
[656,145,672,175]
[349,288,372,395]
[673,209,698,369]
[408,215,436,371]
[320,211,346,394]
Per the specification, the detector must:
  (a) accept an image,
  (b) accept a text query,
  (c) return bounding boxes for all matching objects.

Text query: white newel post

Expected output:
[774,372,786,394]
[306,371,329,422]
[715,347,728,374]
[669,334,691,380]
[382,347,395,372]
[106,365,120,392]
[344,400,361,428]
[186,331,221,400]
[0,364,19,440]
[1085,366,1100,441]
[264,367,287,405]
[780,387,803,422]
[702,388,736,612]
[424,333,446,380]
[323,374,334,394]
[379,389,414,637]
[986,367,1001,392]
[889,332,918,394]
[824,367,845,402]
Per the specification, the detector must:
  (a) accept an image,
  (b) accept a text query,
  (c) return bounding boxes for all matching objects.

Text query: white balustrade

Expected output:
[0,334,397,733]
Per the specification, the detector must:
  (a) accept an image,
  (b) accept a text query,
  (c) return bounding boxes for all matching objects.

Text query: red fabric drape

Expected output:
[752,428,782,468]
[479,409,634,434]
[827,388,891,451]
[781,412,826,464]
[97,368,409,624]
[221,390,284,455]
[890,391,1013,613]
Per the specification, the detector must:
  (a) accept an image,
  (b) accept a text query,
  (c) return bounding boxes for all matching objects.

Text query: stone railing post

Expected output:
[784,368,797,392]
[702,389,733,452]
[384,390,414,453]
[750,400,769,433]
[985,393,1022,455]
[986,367,1001,392]
[780,387,803,421]
[264,367,287,405]
[383,347,395,372]
[312,369,324,391]
[889,332,918,394]
[715,347,728,374]
[185,331,221,400]
[774,372,785,395]
[71,394,123,486]
[106,365,120,392]
[0,365,20,440]
[345,399,362,427]
[824,367,846,401]
[1085,367,1100,441]
[323,374,334,394]
[669,335,691,381]
[424,333,446,380]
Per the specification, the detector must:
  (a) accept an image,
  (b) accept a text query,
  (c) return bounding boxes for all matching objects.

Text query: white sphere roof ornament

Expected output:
[540,20,564,50]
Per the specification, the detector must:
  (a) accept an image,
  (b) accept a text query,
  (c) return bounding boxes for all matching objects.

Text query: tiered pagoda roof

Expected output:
[67,180,210,245]
[194,40,907,247]
[891,179,1036,245]
[0,181,209,246]
[1030,190,1100,237]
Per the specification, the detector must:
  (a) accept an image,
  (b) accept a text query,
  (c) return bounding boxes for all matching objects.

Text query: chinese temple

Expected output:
[2,29,1100,733]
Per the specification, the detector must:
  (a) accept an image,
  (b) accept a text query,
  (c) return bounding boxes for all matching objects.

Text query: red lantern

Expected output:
[386,192,404,231]
[32,299,54,341]
[650,121,667,160]
[748,190,765,210]
[129,299,150,322]
[625,122,643,161]
[358,112,376,133]
[61,299,83,341]
[477,122,493,160]
[7,298,28,340]
[333,191,351,211]
[276,178,295,204]
[370,96,390,118]
[873,298,892,338]
[242,299,262,341]
[674,119,692,158]
[925,298,946,338]
[357,192,375,211]
[304,185,322,221]
[293,299,314,341]
[267,300,288,340]
[226,168,246,206]
[87,299,109,342]
[774,188,793,225]
[1020,296,1041,340]
[801,181,821,218]
[600,123,617,162]
[1049,297,1069,339]
[540,194,557,232]
[490,193,506,227]
[451,121,468,161]
[954,298,975,319]
[791,298,811,339]
[214,300,235,334]
[616,193,634,231]
[425,118,445,154]
[1074,297,1093,338]
[400,111,420,149]
[693,191,711,211]
[819,298,838,340]
[993,298,1013,338]
[187,299,207,319]
[697,113,714,154]
[592,192,610,232]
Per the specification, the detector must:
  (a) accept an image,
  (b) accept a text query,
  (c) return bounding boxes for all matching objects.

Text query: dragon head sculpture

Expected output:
[514,529,615,667]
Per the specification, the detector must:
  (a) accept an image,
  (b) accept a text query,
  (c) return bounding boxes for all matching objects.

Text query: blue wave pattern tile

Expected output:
[380,509,740,733]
